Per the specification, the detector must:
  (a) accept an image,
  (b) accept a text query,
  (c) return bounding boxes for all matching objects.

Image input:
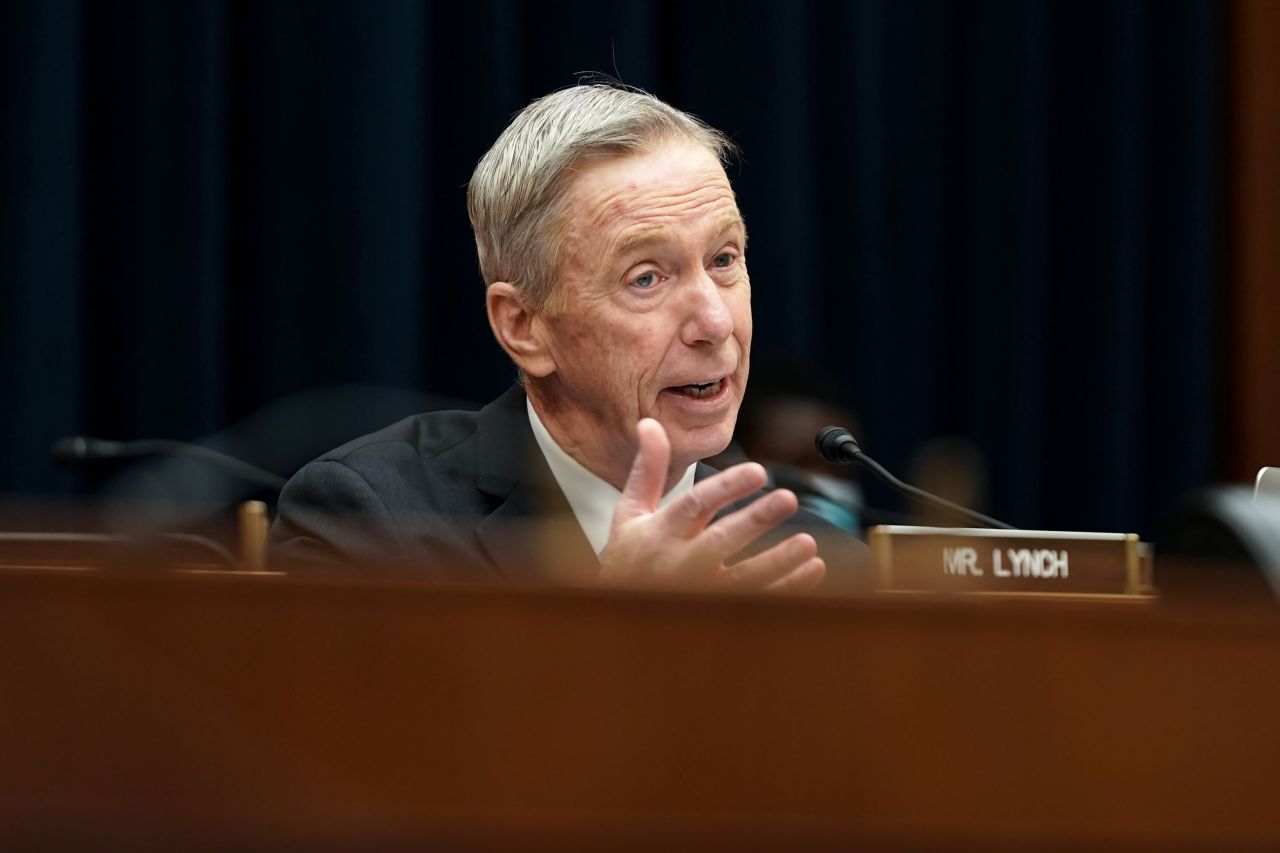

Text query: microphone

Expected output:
[815,426,1015,530]
[52,435,288,491]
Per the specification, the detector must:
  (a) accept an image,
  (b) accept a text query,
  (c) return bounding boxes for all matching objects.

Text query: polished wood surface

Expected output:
[2,567,1279,850]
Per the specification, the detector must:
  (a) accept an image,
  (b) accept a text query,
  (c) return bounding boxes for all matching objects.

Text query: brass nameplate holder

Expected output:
[868,525,1154,598]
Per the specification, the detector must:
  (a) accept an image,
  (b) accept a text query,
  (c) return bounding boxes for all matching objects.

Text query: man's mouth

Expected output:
[668,378,724,399]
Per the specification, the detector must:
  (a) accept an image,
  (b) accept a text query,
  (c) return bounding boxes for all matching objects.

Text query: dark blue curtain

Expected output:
[1,0,1218,536]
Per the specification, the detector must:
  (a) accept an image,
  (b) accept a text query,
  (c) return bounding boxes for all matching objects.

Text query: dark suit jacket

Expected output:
[270,384,869,589]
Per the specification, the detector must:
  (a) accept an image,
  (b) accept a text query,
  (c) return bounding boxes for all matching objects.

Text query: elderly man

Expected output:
[271,84,867,590]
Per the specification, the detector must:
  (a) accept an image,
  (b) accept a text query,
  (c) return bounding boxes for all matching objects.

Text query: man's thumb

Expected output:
[613,418,670,525]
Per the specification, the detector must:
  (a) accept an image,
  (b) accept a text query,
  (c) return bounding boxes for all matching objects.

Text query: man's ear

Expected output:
[486,282,556,378]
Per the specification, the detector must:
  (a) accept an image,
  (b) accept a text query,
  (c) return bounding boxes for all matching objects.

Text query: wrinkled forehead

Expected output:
[563,142,743,239]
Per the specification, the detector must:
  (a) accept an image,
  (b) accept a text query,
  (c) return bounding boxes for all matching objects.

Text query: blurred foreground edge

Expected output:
[2,560,1280,851]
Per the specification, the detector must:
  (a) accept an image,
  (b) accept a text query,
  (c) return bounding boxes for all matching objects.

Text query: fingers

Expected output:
[684,487,799,567]
[721,532,821,589]
[765,558,826,592]
[613,418,670,527]
[660,461,770,536]
[607,431,829,596]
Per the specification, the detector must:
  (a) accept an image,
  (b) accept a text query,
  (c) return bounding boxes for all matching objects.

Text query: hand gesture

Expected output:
[598,418,825,591]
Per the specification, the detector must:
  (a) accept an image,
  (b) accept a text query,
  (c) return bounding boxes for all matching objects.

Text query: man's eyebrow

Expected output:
[612,214,747,260]
[613,226,668,260]
[715,214,748,246]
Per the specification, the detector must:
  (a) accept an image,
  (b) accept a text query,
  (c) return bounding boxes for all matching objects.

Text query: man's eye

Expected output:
[712,252,736,268]
[632,271,658,289]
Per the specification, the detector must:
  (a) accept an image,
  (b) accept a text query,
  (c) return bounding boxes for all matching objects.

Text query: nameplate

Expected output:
[868,525,1153,598]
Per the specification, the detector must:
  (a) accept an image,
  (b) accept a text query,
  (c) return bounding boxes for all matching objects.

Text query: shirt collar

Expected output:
[526,397,696,556]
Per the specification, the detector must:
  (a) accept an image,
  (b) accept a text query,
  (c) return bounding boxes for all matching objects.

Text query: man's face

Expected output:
[530,140,752,487]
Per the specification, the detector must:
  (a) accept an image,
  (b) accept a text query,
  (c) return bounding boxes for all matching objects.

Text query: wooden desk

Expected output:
[2,567,1278,849]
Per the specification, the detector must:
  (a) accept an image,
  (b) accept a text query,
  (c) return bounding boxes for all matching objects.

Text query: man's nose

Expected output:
[680,271,734,347]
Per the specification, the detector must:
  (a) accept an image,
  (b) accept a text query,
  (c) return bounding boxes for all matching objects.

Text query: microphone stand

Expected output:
[816,426,1015,530]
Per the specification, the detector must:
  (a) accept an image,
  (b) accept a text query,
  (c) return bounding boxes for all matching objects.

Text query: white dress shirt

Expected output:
[527,398,696,556]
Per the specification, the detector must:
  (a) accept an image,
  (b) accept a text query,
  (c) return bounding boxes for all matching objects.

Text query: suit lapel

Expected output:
[473,384,597,583]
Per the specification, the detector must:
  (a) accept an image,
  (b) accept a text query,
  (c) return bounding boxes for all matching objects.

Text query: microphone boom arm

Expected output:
[816,426,1015,530]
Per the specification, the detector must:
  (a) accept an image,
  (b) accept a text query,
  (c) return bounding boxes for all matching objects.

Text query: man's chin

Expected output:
[667,424,736,469]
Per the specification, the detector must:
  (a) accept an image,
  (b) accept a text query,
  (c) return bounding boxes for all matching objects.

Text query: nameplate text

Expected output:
[869,526,1152,597]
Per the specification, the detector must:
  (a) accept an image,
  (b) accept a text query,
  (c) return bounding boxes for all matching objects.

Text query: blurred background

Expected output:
[1,0,1277,540]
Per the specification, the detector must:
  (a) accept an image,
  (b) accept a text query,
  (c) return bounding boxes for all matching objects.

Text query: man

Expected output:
[271,84,868,591]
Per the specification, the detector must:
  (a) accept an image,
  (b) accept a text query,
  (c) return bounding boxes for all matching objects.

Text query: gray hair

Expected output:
[467,84,736,312]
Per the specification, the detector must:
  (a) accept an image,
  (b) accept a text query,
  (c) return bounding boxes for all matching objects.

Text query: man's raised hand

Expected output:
[597,418,825,591]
